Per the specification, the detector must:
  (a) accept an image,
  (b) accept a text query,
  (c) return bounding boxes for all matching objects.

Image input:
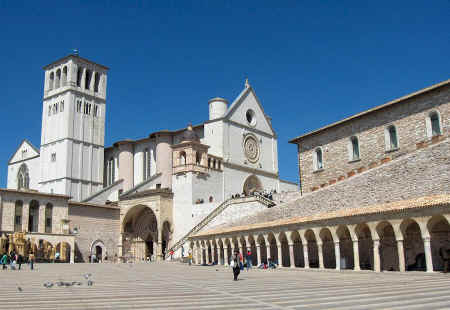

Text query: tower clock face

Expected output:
[243,135,260,163]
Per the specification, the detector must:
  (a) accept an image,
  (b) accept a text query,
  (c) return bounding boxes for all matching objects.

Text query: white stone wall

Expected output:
[133,140,157,186]
[203,121,224,158]
[7,156,40,191]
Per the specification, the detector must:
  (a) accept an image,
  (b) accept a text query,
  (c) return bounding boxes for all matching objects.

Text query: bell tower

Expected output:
[40,54,109,201]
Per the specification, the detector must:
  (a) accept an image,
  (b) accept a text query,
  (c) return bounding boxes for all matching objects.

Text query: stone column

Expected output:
[288,243,295,268]
[224,246,229,266]
[22,202,29,232]
[396,239,406,272]
[373,239,381,272]
[256,244,262,266]
[335,241,341,270]
[353,240,360,271]
[303,244,309,268]
[206,245,211,264]
[70,240,75,264]
[201,247,206,265]
[277,243,283,267]
[423,237,433,272]
[218,245,223,265]
[317,242,324,269]
[38,204,45,233]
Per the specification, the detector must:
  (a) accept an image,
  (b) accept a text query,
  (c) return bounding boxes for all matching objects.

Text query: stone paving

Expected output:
[1,262,450,309]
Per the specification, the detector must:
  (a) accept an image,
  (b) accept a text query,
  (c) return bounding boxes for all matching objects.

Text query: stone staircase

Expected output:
[166,195,275,258]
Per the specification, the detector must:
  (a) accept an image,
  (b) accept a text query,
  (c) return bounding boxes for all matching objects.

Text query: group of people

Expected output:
[231,189,277,200]
[230,250,253,281]
[1,251,35,270]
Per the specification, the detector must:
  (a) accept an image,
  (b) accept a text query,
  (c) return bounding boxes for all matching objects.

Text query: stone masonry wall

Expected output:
[296,84,449,194]
[202,198,268,231]
[69,204,120,262]
[227,139,450,227]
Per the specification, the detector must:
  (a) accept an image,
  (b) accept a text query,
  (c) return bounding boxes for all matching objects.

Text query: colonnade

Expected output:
[190,214,450,273]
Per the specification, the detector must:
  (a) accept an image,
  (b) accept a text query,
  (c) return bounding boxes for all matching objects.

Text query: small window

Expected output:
[209,196,213,203]
[350,136,360,160]
[314,148,323,170]
[93,105,99,117]
[48,106,52,116]
[388,126,398,150]
[430,112,441,136]
[60,100,64,112]
[156,183,161,189]
[76,100,82,113]
[51,153,56,162]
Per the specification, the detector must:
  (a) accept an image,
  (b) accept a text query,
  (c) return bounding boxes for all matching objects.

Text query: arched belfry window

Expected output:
[55,69,61,88]
[62,66,68,86]
[76,67,83,87]
[350,136,360,161]
[314,148,323,170]
[17,163,30,190]
[49,72,54,90]
[94,72,100,93]
[85,69,92,90]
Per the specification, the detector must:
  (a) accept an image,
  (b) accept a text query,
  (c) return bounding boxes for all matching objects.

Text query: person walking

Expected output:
[246,250,252,271]
[17,254,22,270]
[231,250,241,281]
[29,252,35,270]
[188,250,192,266]
[1,253,7,270]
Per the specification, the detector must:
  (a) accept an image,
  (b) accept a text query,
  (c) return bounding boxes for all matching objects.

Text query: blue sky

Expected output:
[0,1,448,187]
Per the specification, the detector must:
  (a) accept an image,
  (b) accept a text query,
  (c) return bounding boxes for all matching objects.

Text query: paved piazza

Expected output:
[1,262,450,310]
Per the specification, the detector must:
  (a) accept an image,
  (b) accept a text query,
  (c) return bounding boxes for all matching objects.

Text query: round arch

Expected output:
[376,221,399,271]
[355,223,374,270]
[319,228,335,269]
[242,175,262,196]
[400,219,425,271]
[305,229,319,268]
[428,215,450,271]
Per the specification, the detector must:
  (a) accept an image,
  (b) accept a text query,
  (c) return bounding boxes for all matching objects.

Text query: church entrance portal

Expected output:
[122,205,169,262]
[243,175,262,196]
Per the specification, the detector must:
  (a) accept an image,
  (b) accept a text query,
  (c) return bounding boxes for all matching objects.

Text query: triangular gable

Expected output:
[8,139,40,164]
[224,86,276,136]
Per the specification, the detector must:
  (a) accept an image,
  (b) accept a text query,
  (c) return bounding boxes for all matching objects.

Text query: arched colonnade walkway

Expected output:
[189,196,450,272]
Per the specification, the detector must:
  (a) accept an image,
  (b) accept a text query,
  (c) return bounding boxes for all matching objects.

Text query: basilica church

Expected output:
[1,54,297,262]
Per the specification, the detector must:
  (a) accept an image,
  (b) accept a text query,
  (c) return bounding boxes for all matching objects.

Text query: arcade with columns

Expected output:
[190,195,450,272]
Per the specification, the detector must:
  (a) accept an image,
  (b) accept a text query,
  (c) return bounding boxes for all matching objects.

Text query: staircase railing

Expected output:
[166,195,277,258]
[166,198,233,257]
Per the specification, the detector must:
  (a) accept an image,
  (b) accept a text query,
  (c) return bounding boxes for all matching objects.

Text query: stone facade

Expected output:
[68,202,120,262]
[290,81,449,194]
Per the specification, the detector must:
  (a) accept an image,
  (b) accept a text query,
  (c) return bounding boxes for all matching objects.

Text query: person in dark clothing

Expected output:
[17,254,22,270]
[231,251,241,281]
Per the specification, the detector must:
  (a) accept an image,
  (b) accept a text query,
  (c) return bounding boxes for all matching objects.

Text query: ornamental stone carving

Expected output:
[243,135,260,163]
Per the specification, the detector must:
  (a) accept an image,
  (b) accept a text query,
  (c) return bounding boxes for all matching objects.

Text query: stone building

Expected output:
[2,54,297,262]
[190,79,450,273]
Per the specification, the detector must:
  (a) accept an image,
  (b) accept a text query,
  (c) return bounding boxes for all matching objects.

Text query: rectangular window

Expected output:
[51,153,56,162]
